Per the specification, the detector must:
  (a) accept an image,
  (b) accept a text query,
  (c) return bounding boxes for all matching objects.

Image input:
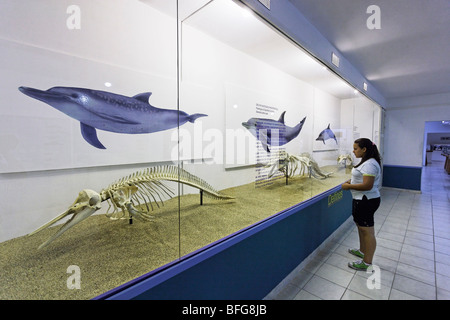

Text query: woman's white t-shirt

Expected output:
[350,158,381,200]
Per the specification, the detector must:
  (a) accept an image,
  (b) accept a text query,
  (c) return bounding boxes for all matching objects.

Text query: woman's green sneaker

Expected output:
[348,248,364,259]
[348,260,371,271]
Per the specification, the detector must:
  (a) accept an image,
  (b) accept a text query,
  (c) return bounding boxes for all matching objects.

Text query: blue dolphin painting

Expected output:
[18,86,207,149]
[242,111,306,152]
[316,123,337,144]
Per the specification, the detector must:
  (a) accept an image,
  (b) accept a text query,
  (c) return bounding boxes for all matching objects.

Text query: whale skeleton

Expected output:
[28,165,234,249]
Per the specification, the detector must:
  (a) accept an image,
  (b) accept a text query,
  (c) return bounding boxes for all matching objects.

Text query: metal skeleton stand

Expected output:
[129,190,205,224]
[283,161,288,185]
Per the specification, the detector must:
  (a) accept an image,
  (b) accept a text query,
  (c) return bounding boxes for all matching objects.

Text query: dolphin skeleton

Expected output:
[242,111,306,152]
[316,123,337,144]
[18,86,207,149]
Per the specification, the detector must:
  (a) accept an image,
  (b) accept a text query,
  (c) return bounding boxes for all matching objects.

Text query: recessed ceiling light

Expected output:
[331,52,340,67]
[104,82,112,87]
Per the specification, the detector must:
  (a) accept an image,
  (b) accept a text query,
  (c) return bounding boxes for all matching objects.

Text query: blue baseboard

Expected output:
[382,165,422,191]
[97,187,352,300]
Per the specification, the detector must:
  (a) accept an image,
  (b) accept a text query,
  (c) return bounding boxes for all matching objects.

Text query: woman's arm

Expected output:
[342,175,375,191]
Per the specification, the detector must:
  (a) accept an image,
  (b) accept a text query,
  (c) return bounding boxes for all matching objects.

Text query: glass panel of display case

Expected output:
[0,0,384,300]
[0,0,179,299]
[341,95,383,160]
[177,0,377,257]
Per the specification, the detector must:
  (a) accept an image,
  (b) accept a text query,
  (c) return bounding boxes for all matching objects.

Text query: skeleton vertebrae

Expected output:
[29,165,234,249]
[267,152,333,179]
[101,165,234,221]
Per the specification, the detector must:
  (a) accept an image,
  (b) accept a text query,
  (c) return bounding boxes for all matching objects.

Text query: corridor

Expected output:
[266,162,450,300]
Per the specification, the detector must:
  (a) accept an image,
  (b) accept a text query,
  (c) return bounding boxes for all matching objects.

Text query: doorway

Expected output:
[423,121,450,166]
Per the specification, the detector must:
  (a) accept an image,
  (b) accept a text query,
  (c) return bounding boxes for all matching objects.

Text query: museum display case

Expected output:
[0,0,382,299]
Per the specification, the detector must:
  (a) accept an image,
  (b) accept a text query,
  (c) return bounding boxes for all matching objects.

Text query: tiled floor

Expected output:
[266,162,450,300]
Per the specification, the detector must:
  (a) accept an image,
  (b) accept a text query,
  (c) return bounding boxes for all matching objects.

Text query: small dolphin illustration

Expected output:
[242,111,306,152]
[316,123,337,144]
[18,86,207,149]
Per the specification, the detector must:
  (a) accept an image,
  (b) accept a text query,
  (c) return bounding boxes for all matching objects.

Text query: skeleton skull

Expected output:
[29,189,102,249]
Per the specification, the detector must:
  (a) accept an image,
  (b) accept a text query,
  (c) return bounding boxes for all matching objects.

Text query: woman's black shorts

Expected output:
[352,196,381,227]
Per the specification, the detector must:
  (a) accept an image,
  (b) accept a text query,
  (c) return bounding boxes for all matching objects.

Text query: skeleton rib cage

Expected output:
[101,165,234,220]
[29,165,234,249]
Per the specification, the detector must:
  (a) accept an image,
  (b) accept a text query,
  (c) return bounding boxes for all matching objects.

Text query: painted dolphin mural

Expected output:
[316,123,337,144]
[242,111,306,152]
[18,86,207,149]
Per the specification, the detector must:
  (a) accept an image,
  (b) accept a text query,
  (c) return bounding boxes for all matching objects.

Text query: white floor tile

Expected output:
[436,273,450,291]
[437,288,450,300]
[389,288,422,300]
[403,236,434,250]
[347,274,391,300]
[405,230,434,243]
[315,263,354,288]
[293,289,321,300]
[265,163,449,300]
[436,262,450,278]
[303,275,346,300]
[436,252,450,265]
[341,289,371,300]
[375,245,401,261]
[399,252,435,272]
[401,243,435,261]
[392,274,436,300]
[396,263,436,286]
[377,230,404,243]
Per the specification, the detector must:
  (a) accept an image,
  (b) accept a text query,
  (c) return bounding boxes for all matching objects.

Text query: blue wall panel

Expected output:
[382,165,422,191]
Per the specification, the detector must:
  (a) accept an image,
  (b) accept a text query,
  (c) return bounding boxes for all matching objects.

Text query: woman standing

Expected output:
[342,138,382,271]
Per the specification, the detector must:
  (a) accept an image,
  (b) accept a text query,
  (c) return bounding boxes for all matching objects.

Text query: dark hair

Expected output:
[354,138,381,168]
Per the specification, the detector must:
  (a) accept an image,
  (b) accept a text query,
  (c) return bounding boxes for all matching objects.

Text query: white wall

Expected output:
[384,93,450,167]
[340,97,382,165]
[180,21,344,186]
[0,0,179,242]
[423,122,450,165]
[0,0,379,243]
[0,0,179,172]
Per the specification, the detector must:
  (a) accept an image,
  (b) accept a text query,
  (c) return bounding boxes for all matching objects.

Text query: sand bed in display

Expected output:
[0,166,350,299]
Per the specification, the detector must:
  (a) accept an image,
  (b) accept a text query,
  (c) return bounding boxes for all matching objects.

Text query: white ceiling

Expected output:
[142,0,363,100]
[143,0,450,106]
[288,0,450,101]
[185,0,360,98]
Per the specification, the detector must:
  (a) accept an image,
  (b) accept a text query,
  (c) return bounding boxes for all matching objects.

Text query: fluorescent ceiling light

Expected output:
[331,52,339,67]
